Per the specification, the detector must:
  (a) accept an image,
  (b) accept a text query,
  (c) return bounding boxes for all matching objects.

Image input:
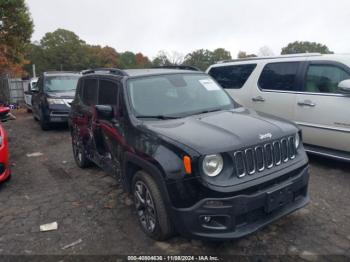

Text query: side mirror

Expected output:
[31,83,37,92]
[338,79,350,94]
[95,105,113,120]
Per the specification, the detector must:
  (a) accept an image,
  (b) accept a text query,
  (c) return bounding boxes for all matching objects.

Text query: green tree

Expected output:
[23,42,48,75]
[212,48,231,63]
[152,51,171,66]
[183,48,232,70]
[0,0,33,76]
[237,51,257,58]
[281,41,333,55]
[39,28,89,71]
[118,51,137,69]
[183,49,213,71]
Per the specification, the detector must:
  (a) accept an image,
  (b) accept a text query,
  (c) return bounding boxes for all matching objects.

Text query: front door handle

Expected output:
[252,96,265,102]
[297,100,316,107]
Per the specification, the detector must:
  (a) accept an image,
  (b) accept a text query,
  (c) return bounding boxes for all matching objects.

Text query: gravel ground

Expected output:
[0,110,349,261]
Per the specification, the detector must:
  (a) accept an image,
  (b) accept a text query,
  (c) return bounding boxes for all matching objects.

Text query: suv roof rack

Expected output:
[217,53,322,64]
[44,71,80,74]
[152,65,201,71]
[81,68,128,76]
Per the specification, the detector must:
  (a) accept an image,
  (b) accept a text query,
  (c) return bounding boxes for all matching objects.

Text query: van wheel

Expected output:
[132,171,174,240]
[72,129,92,168]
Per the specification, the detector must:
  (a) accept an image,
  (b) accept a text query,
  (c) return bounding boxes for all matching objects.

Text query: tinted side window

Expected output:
[259,62,299,91]
[36,77,43,91]
[305,64,350,93]
[209,64,256,89]
[98,80,118,105]
[75,79,83,100]
[82,79,98,106]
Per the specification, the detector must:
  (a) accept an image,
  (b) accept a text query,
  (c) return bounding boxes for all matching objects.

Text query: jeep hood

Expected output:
[144,108,298,155]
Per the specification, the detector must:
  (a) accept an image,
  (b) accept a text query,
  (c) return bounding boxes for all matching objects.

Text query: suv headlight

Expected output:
[47,98,65,105]
[295,133,300,149]
[202,154,224,177]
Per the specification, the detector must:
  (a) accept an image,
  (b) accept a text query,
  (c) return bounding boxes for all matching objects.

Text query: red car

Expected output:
[0,106,12,183]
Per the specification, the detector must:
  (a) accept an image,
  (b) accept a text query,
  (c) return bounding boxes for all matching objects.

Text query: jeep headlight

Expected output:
[47,98,65,105]
[295,133,300,149]
[202,154,224,177]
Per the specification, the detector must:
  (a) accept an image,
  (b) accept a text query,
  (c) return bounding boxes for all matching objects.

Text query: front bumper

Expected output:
[49,111,70,123]
[171,166,309,240]
[45,104,71,123]
[0,132,10,183]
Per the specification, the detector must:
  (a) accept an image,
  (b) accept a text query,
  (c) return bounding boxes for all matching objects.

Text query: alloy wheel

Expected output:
[134,181,157,233]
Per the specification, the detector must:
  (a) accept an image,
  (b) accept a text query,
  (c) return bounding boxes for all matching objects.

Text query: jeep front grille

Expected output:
[233,136,296,178]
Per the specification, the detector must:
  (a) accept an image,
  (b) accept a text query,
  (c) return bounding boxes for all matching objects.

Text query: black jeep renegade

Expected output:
[69,67,309,240]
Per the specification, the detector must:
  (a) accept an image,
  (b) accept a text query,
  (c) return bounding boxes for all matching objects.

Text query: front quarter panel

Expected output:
[129,126,200,182]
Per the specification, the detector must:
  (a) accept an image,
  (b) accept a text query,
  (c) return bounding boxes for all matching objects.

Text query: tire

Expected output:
[4,172,11,183]
[71,128,93,168]
[132,171,174,240]
[33,112,38,121]
[39,109,50,131]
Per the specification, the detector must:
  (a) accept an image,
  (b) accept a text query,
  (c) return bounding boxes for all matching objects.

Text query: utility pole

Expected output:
[32,64,36,78]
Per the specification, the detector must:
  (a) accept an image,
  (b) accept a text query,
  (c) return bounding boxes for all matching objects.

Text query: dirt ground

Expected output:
[0,110,349,261]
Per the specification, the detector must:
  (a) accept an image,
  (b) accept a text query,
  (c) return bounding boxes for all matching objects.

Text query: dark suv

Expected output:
[69,67,310,240]
[32,71,81,130]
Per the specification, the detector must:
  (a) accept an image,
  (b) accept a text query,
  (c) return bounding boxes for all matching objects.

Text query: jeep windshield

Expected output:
[44,75,80,92]
[127,74,234,119]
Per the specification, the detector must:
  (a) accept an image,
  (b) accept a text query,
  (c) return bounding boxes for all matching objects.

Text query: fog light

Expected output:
[203,216,211,223]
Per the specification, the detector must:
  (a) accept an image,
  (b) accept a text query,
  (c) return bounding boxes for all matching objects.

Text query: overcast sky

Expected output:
[26,0,350,59]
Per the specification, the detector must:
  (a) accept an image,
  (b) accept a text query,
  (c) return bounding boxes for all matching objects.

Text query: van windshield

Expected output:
[127,74,234,119]
[44,75,80,92]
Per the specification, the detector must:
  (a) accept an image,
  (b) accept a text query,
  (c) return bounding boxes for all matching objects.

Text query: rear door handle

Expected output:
[297,100,316,107]
[252,96,265,102]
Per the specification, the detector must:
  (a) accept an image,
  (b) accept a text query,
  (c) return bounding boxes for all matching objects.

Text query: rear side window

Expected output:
[305,64,350,93]
[259,62,299,91]
[98,80,118,105]
[82,78,98,106]
[209,64,256,89]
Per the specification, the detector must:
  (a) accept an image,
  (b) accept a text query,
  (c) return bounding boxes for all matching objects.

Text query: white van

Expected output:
[207,53,350,161]
[24,78,38,112]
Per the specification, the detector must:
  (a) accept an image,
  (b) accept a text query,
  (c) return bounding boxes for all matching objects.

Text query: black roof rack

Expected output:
[81,68,128,76]
[152,65,201,71]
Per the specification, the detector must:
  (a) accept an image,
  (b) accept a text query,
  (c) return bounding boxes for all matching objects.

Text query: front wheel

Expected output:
[72,128,93,168]
[39,109,50,130]
[132,171,174,240]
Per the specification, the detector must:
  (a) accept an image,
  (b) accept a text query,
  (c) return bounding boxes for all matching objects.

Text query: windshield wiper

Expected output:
[136,115,180,120]
[191,108,222,116]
